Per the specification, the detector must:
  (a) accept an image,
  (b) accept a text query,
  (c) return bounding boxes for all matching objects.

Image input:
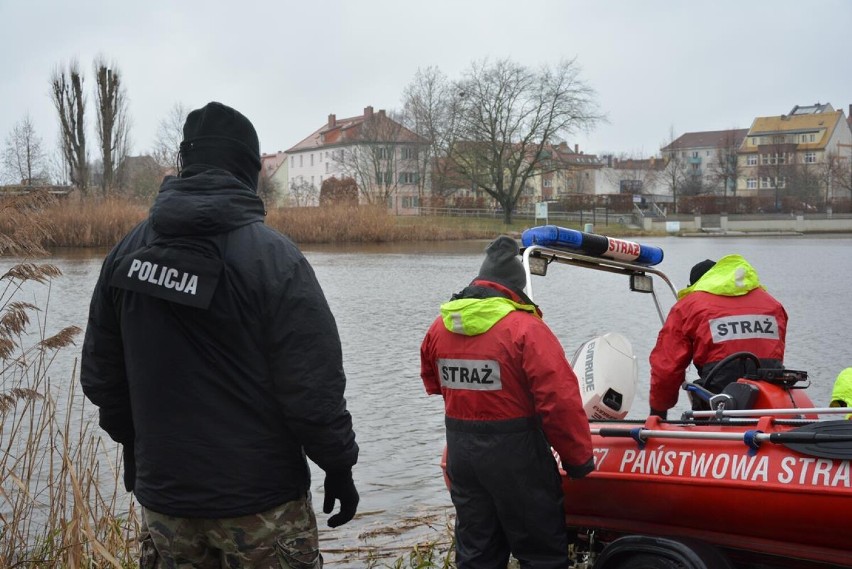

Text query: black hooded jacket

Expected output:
[81,170,358,517]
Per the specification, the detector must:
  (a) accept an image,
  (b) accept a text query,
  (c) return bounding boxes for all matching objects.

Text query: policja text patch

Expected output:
[110,245,223,309]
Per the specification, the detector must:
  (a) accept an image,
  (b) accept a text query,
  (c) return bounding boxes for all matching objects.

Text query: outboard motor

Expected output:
[571,332,637,420]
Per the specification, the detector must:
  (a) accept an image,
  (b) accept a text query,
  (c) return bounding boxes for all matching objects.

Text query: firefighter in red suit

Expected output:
[649,255,788,418]
[420,236,594,569]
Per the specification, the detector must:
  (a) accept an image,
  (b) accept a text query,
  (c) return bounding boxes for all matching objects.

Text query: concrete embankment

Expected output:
[642,213,852,235]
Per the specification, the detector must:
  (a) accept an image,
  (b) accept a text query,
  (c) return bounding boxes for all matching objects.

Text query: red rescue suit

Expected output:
[421,280,592,569]
[421,280,592,468]
[650,256,787,412]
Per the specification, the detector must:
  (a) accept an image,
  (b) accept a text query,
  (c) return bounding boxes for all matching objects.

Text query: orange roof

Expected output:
[285,106,427,153]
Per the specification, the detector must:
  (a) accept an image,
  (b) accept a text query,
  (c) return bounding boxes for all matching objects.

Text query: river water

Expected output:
[3,234,852,565]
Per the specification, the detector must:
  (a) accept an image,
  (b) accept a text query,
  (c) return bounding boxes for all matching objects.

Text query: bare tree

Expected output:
[823,149,852,209]
[757,137,793,212]
[660,127,686,213]
[401,67,463,204]
[709,129,742,211]
[50,60,89,193]
[2,114,48,184]
[258,170,280,205]
[94,57,131,195]
[448,58,601,224]
[153,102,188,171]
[290,178,319,207]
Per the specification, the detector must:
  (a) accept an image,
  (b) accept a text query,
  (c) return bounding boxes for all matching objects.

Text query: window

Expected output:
[747,178,757,189]
[706,151,710,156]
[376,171,393,185]
[376,147,390,159]
[804,152,817,164]
[761,153,786,165]
[747,155,758,166]
[402,196,421,208]
[692,151,698,158]
[290,156,294,167]
[310,154,314,166]
[808,133,816,142]
[760,177,770,189]
[299,155,303,167]
[543,178,552,188]
[399,172,418,184]
[401,147,417,160]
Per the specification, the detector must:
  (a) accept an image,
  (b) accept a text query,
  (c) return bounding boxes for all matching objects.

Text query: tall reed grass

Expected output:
[1,191,139,567]
[34,195,504,250]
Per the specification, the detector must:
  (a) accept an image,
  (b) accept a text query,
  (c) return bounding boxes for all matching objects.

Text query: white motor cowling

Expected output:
[570,332,637,420]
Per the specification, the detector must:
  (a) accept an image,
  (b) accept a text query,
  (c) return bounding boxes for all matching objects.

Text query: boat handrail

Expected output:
[685,407,852,419]
[521,244,678,325]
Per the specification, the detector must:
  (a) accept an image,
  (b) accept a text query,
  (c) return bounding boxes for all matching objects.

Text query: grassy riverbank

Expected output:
[1,193,649,251]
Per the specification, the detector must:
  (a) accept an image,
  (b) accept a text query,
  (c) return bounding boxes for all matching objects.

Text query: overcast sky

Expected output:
[2,0,850,164]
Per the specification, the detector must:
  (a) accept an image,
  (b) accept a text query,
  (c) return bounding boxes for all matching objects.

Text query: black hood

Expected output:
[150,170,266,237]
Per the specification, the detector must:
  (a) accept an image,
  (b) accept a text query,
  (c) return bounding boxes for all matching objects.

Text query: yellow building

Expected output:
[737,103,852,208]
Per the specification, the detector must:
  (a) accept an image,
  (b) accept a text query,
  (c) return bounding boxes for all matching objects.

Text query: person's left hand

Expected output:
[322,469,359,527]
[563,457,595,479]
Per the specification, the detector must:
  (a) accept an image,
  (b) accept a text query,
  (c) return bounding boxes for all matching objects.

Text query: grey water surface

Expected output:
[4,234,851,565]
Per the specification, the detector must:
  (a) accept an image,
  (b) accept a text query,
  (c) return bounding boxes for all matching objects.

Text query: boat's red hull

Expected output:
[563,416,852,566]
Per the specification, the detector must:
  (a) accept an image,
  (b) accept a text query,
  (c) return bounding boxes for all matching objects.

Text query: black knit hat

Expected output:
[689,259,716,286]
[477,236,527,293]
[179,102,261,190]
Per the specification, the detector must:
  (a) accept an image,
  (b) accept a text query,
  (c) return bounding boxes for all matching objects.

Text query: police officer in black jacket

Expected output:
[81,101,358,568]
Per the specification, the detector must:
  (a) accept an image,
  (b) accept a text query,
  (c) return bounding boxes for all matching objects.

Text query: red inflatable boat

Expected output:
[441,230,852,569]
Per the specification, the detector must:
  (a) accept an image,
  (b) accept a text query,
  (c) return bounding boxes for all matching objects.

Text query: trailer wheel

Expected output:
[613,553,684,569]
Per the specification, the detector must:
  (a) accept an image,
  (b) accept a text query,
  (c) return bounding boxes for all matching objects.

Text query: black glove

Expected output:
[563,457,595,480]
[322,469,359,528]
[650,407,668,420]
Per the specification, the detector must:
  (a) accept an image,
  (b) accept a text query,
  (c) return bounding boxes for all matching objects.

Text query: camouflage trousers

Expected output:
[139,496,322,569]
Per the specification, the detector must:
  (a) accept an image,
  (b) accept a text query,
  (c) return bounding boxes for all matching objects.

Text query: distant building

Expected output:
[593,155,668,199]
[660,128,748,195]
[285,106,429,214]
[260,151,288,206]
[737,103,852,204]
[530,142,603,200]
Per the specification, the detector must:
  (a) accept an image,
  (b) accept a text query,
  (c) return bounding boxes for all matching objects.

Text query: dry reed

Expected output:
[35,196,498,250]
[262,204,496,243]
[1,194,139,567]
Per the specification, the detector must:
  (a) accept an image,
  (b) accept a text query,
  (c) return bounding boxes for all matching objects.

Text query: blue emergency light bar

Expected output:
[521,225,664,266]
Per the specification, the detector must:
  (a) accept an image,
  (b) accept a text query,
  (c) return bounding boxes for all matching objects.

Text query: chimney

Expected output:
[328,114,336,128]
[378,109,386,118]
[574,144,579,153]
[364,106,374,119]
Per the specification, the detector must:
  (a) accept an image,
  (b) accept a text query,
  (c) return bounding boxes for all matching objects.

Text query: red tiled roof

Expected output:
[285,106,427,153]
